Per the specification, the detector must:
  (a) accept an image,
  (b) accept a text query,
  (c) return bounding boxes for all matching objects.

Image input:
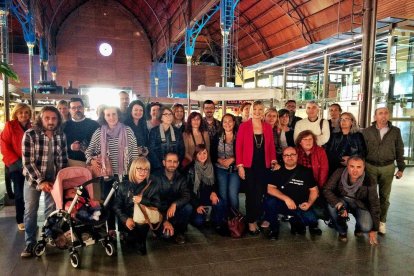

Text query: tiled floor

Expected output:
[1,168,413,275]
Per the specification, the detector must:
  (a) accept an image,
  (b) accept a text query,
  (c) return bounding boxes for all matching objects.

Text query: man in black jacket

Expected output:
[323,156,380,244]
[153,152,192,244]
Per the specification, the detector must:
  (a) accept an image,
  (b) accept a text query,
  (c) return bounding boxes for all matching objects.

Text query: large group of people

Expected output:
[0,91,406,257]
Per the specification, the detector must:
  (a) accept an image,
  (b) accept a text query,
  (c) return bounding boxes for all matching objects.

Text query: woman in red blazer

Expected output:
[1,103,32,231]
[236,101,277,234]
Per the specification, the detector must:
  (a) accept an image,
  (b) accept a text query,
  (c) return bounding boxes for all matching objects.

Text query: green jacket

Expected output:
[362,122,405,172]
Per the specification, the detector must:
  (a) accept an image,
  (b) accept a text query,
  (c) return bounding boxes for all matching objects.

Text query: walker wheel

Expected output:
[70,251,81,268]
[33,241,46,257]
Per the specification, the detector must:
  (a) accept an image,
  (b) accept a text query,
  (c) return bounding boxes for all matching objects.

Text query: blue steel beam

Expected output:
[10,0,35,45]
[185,4,220,57]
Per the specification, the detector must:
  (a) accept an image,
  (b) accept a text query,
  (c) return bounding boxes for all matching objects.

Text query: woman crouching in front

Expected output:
[113,157,160,255]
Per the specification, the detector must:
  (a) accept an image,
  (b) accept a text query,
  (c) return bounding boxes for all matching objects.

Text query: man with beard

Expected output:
[21,106,68,257]
[63,98,99,167]
[285,100,302,129]
[153,152,192,244]
[202,100,222,141]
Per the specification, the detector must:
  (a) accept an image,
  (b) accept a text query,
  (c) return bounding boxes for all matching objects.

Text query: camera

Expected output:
[228,162,236,173]
[337,205,348,218]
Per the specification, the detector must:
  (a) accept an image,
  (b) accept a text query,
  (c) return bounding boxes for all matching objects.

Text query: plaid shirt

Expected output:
[203,117,222,140]
[297,147,312,169]
[22,126,68,186]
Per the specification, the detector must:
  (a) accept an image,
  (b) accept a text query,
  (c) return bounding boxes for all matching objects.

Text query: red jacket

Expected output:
[297,145,329,188]
[236,119,276,168]
[1,119,31,167]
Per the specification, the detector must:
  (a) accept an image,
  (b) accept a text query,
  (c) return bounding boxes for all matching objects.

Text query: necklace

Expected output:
[254,134,263,149]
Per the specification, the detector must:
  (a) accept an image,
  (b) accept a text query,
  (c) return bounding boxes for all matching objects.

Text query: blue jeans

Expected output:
[192,199,226,227]
[216,167,240,210]
[327,197,373,235]
[168,203,193,235]
[23,181,56,245]
[264,196,318,231]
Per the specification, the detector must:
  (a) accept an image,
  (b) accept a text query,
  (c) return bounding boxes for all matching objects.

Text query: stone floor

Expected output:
[0,168,413,275]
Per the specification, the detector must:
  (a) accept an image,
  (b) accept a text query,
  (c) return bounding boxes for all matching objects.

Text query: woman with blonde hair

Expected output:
[236,101,277,234]
[113,157,160,255]
[1,103,32,231]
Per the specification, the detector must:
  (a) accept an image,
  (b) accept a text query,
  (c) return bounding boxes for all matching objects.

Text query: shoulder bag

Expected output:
[133,181,163,230]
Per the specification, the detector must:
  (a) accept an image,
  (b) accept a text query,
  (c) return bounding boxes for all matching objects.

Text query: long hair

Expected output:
[172,103,185,124]
[129,157,151,183]
[193,143,209,162]
[219,113,237,135]
[340,112,360,134]
[249,100,265,119]
[97,106,121,126]
[185,111,204,134]
[34,106,62,130]
[126,100,146,123]
[157,106,173,123]
[264,107,279,129]
[295,130,317,147]
[11,103,32,120]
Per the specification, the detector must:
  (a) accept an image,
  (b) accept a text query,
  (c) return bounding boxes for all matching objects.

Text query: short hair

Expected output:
[69,98,84,106]
[56,100,68,107]
[157,106,173,122]
[285,100,296,106]
[249,100,265,118]
[329,103,342,112]
[164,151,179,160]
[97,106,121,126]
[185,111,204,133]
[147,102,162,120]
[340,112,359,134]
[11,103,32,120]
[265,107,278,117]
[203,100,215,108]
[282,146,297,155]
[347,155,365,165]
[240,102,252,111]
[129,157,151,183]
[306,100,319,108]
[295,130,317,147]
[278,108,290,117]
[374,107,389,115]
[119,90,129,96]
[34,106,62,129]
[193,143,208,161]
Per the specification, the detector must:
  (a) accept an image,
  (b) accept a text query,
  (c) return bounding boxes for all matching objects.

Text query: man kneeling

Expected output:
[264,147,321,239]
[323,156,379,244]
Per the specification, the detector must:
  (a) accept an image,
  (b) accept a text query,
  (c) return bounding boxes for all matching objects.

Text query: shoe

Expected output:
[174,234,186,245]
[379,222,386,235]
[354,229,363,237]
[248,229,260,236]
[137,241,147,255]
[290,220,306,235]
[21,243,34,258]
[338,233,348,242]
[267,230,279,240]
[309,227,322,236]
[17,223,25,231]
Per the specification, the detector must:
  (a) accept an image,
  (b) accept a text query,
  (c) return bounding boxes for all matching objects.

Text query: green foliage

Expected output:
[0,62,19,82]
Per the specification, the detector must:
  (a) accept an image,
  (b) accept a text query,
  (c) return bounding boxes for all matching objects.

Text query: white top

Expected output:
[293,117,330,146]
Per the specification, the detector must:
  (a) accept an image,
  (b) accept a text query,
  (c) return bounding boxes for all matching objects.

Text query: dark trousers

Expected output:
[10,170,25,224]
[124,223,150,244]
[244,168,266,223]
[168,203,193,234]
[264,196,318,231]
[191,200,226,227]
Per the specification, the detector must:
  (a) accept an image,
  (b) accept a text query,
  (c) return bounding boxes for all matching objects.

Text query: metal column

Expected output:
[0,7,10,121]
[282,67,287,99]
[28,43,35,115]
[359,0,378,128]
[186,56,191,113]
[323,54,330,99]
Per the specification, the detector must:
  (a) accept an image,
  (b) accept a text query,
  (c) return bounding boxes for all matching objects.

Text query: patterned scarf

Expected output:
[100,122,128,176]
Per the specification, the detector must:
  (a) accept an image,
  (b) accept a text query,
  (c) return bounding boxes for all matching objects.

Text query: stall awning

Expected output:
[190,85,282,102]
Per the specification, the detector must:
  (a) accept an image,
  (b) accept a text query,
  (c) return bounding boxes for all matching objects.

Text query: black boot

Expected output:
[137,240,147,255]
[289,218,306,235]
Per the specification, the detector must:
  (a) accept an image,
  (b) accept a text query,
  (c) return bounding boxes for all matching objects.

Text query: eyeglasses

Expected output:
[70,106,83,110]
[340,118,352,122]
[162,113,173,116]
[136,167,149,172]
[283,153,297,158]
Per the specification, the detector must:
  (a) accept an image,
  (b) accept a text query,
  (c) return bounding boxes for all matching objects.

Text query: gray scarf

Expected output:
[160,125,176,143]
[193,161,215,194]
[341,168,365,197]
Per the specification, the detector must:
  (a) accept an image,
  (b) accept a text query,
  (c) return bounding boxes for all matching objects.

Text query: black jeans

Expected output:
[9,170,25,224]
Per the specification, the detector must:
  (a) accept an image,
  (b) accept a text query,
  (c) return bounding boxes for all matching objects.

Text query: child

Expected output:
[64,188,101,221]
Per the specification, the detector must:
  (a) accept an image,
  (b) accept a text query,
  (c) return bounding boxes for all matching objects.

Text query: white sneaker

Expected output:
[379,222,386,234]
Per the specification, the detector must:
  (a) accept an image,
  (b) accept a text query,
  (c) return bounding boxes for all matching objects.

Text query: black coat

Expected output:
[187,164,218,208]
[113,179,160,224]
[152,171,190,216]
